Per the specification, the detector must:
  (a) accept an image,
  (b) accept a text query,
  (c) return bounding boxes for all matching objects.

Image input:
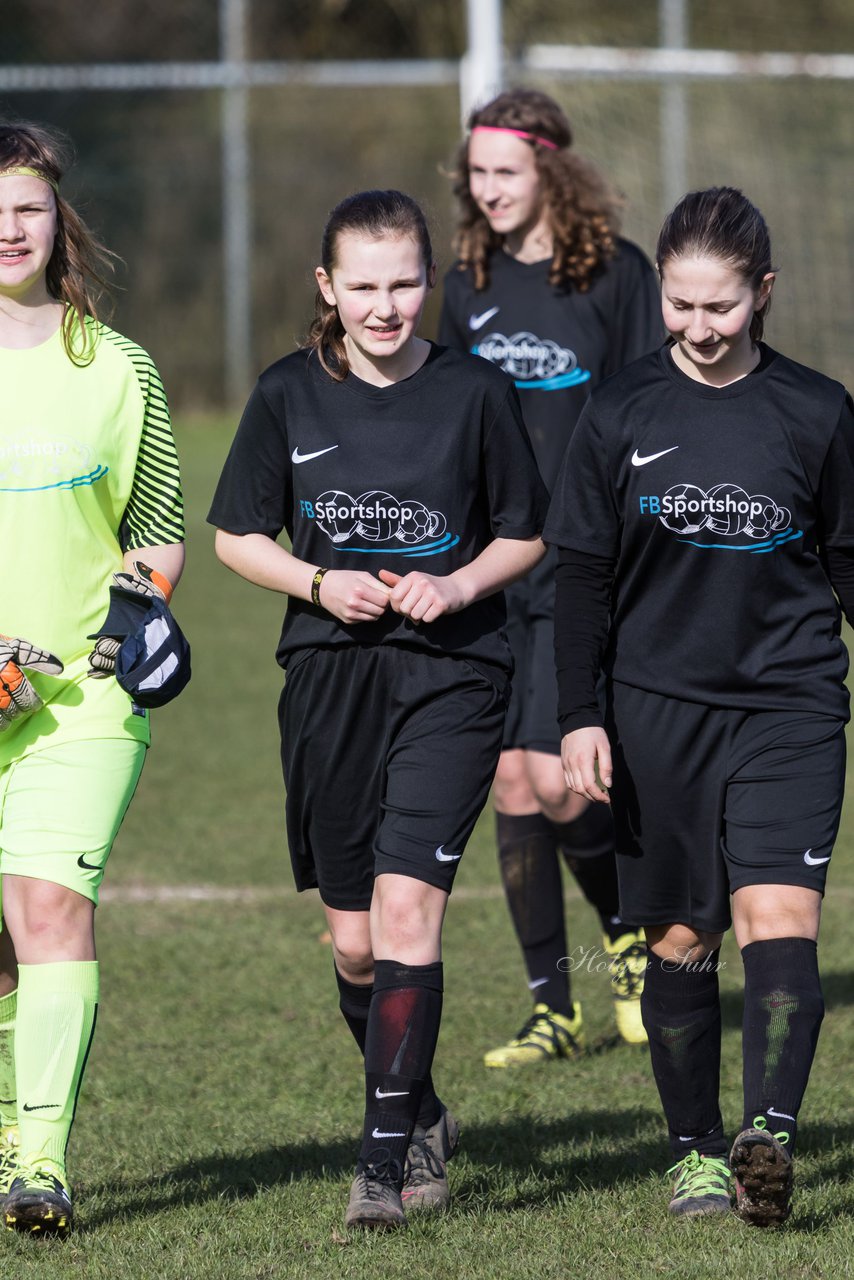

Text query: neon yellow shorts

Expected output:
[0,738,146,904]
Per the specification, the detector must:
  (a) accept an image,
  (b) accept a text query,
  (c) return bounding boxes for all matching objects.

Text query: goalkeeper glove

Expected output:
[88,561,173,679]
[0,634,64,732]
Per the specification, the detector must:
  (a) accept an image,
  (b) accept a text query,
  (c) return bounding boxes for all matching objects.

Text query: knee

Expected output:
[3,879,94,960]
[646,923,723,963]
[329,931,373,983]
[493,753,535,813]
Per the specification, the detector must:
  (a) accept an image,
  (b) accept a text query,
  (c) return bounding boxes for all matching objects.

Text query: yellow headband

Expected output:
[0,165,58,193]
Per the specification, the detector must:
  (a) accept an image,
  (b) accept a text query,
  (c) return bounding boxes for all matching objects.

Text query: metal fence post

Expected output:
[660,0,689,211]
[460,0,504,122]
[221,0,252,406]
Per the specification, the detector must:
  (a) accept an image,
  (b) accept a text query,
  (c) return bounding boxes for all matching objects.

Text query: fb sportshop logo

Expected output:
[299,490,460,558]
[639,482,800,551]
[0,433,108,493]
[472,331,591,391]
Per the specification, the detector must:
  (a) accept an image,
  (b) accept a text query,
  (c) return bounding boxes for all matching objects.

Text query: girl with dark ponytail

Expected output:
[548,186,854,1227]
[210,188,548,1231]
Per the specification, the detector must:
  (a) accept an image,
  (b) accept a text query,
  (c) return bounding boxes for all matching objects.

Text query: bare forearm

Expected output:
[124,542,186,592]
[214,530,315,601]
[449,535,545,608]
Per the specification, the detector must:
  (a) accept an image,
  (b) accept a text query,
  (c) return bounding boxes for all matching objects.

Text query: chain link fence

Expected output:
[3,0,853,408]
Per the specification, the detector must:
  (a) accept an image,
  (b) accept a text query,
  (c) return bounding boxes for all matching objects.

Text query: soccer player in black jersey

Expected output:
[209,190,548,1231]
[547,186,854,1226]
[440,88,662,1067]
[0,122,186,1237]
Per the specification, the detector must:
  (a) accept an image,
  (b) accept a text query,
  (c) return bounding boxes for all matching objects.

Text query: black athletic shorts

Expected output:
[502,548,560,756]
[606,680,847,934]
[279,645,508,911]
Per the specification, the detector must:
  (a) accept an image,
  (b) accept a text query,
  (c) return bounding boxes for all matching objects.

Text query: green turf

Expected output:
[4,416,853,1277]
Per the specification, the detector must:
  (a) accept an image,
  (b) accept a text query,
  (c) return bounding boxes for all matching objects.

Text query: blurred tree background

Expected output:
[3,0,854,407]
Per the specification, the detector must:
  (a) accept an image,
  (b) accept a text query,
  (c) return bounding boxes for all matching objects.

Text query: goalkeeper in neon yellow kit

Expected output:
[0,121,188,1238]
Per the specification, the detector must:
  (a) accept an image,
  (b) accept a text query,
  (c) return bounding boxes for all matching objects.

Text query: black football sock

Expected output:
[554,808,632,942]
[740,937,824,1154]
[358,960,443,1182]
[335,964,442,1128]
[642,949,727,1159]
[496,812,572,1015]
[334,965,372,1053]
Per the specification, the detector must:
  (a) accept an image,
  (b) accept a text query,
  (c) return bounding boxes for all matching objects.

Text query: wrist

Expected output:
[310,566,329,608]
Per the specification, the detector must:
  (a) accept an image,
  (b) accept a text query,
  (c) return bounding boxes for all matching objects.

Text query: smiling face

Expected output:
[466,128,550,256]
[660,254,775,385]
[0,172,58,304]
[315,231,434,382]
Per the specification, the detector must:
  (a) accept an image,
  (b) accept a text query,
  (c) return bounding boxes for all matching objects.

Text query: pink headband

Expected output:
[471,125,560,152]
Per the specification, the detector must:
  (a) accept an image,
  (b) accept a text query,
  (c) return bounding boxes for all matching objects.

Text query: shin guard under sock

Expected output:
[0,988,16,1129]
[740,937,825,1153]
[642,949,727,1159]
[334,965,441,1127]
[16,961,99,1168]
[496,811,571,1014]
[358,959,443,1180]
[554,807,628,941]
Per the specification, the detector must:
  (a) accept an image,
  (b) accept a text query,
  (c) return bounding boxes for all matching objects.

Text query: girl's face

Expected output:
[0,173,58,303]
[660,254,774,383]
[316,231,434,376]
[467,129,545,243]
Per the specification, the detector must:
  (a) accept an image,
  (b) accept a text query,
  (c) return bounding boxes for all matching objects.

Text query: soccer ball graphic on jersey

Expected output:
[659,483,709,535]
[315,490,358,543]
[397,502,447,545]
[743,495,791,540]
[705,483,751,535]
[353,491,399,541]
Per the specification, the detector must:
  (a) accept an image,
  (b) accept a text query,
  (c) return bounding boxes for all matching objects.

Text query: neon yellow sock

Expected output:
[15,961,99,1169]
[0,988,16,1130]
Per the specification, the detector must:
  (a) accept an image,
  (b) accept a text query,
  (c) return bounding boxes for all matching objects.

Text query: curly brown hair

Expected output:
[0,120,117,365]
[449,88,622,293]
[304,188,434,382]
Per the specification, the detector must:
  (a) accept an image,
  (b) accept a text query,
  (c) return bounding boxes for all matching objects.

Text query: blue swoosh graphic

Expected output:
[0,464,109,493]
[340,531,460,556]
[677,529,802,553]
[515,370,591,391]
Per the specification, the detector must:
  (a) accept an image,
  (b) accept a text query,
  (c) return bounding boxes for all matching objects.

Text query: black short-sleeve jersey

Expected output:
[544,344,854,718]
[438,239,664,491]
[208,343,549,672]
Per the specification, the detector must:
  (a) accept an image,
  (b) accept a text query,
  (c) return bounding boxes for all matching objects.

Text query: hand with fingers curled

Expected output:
[87,560,173,679]
[0,634,64,731]
[315,569,392,625]
[378,568,467,624]
[561,726,613,804]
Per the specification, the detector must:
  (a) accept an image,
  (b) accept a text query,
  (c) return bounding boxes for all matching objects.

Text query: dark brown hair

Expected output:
[656,187,776,343]
[449,88,622,293]
[304,189,434,381]
[0,120,117,365]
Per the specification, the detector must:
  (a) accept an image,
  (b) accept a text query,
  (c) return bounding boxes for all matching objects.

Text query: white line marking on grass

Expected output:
[99,883,508,905]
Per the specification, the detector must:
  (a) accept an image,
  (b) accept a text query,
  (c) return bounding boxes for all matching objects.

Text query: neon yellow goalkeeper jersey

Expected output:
[0,318,184,765]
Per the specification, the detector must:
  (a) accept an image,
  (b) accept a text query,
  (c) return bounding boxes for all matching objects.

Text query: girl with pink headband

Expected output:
[440,86,663,1072]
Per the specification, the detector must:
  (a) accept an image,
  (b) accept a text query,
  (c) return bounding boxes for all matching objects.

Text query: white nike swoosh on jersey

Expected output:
[631,446,679,467]
[435,846,462,862]
[803,848,831,866]
[468,306,500,331]
[372,1127,406,1139]
[375,1088,409,1099]
[291,445,339,464]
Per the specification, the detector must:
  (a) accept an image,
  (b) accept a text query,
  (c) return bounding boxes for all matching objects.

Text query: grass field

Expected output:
[5,416,854,1279]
